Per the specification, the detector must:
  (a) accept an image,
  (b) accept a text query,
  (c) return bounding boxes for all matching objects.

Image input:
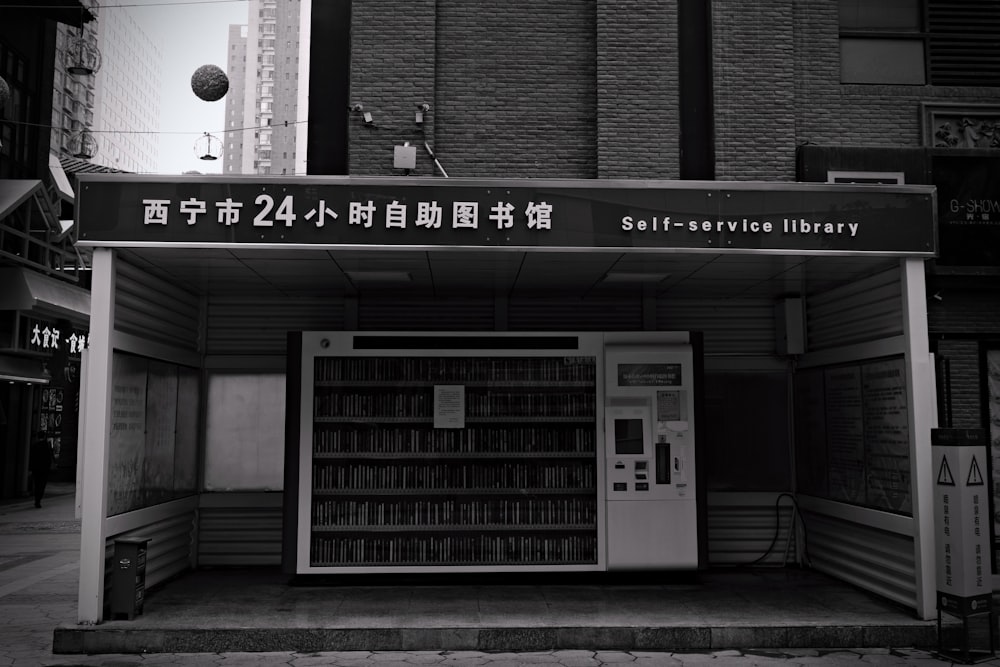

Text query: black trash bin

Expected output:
[111,537,150,620]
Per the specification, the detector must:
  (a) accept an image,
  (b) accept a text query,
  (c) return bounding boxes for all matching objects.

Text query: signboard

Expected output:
[933,428,991,616]
[75,176,937,255]
[933,156,1000,267]
[18,316,89,355]
[618,363,682,387]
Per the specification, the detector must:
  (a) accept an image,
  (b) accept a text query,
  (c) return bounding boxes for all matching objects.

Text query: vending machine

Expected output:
[603,335,698,570]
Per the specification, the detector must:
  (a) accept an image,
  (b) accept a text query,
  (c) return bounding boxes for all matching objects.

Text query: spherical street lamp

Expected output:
[194,132,223,161]
[191,64,229,102]
[66,33,102,76]
[69,129,98,159]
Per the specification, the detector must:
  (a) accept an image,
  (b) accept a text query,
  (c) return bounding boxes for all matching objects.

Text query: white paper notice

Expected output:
[434,385,465,429]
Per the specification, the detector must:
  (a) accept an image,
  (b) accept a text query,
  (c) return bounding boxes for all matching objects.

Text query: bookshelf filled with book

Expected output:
[291,333,605,573]
[290,334,604,573]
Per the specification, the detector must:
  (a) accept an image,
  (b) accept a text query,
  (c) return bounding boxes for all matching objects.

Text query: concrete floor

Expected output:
[5,484,998,665]
[54,566,951,655]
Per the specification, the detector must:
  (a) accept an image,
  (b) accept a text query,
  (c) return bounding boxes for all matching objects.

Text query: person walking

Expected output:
[29,437,54,508]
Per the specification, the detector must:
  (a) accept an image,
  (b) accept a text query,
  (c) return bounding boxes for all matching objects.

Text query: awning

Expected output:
[0,180,43,221]
[0,0,96,26]
[0,267,90,320]
[49,153,75,203]
[0,354,50,384]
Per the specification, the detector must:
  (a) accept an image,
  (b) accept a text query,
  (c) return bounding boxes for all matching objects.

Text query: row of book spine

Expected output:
[312,425,595,454]
[313,391,596,419]
[310,534,598,566]
[465,392,595,417]
[314,356,597,383]
[312,462,595,490]
[312,497,597,527]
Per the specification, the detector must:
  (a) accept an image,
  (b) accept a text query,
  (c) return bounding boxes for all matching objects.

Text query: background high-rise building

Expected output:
[90,5,162,173]
[51,4,162,173]
[224,0,307,176]
[222,24,248,176]
[51,19,98,159]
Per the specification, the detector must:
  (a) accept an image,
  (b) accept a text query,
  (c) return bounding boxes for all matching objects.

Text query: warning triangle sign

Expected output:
[938,456,956,486]
[967,456,985,486]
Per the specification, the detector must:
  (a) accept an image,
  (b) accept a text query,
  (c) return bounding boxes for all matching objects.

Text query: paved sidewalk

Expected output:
[1,486,997,666]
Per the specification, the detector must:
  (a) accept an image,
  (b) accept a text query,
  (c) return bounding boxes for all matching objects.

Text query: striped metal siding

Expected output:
[927,1,1000,86]
[656,298,776,356]
[801,510,916,609]
[103,510,196,609]
[706,495,798,567]
[359,297,496,331]
[197,494,283,566]
[206,297,347,355]
[508,296,642,331]
[806,268,903,352]
[115,258,201,351]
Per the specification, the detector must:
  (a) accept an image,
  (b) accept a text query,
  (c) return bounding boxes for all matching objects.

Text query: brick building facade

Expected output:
[306,0,1000,580]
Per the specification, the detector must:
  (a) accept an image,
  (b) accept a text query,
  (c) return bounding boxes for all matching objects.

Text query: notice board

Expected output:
[794,356,911,515]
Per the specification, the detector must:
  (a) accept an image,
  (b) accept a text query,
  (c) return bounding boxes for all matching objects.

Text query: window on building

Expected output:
[839,0,1000,86]
[839,0,925,84]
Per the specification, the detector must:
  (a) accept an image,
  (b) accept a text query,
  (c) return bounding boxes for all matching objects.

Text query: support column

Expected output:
[77,248,116,624]
[902,257,937,620]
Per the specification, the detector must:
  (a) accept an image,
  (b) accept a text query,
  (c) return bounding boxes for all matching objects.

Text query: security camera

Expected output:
[349,103,364,112]
[415,103,430,125]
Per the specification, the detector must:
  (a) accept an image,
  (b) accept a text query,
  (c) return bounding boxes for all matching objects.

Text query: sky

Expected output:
[117,0,250,174]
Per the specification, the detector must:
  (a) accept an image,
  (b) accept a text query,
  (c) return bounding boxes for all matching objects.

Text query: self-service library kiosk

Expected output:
[283,331,701,575]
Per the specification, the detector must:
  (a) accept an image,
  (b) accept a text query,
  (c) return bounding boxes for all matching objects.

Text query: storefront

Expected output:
[73,174,939,622]
[0,267,90,499]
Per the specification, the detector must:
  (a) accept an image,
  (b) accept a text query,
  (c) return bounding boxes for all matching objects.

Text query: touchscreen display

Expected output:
[614,418,645,455]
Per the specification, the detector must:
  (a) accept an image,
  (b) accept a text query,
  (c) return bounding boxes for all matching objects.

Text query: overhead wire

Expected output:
[2,117,308,137]
[6,1,248,9]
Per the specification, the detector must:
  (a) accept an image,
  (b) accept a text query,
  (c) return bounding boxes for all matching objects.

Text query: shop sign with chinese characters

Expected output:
[75,177,937,255]
[19,318,90,355]
[932,428,992,616]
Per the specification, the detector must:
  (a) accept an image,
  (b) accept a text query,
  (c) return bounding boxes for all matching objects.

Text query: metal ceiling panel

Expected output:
[230,249,335,261]
[113,246,908,302]
[513,252,620,291]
